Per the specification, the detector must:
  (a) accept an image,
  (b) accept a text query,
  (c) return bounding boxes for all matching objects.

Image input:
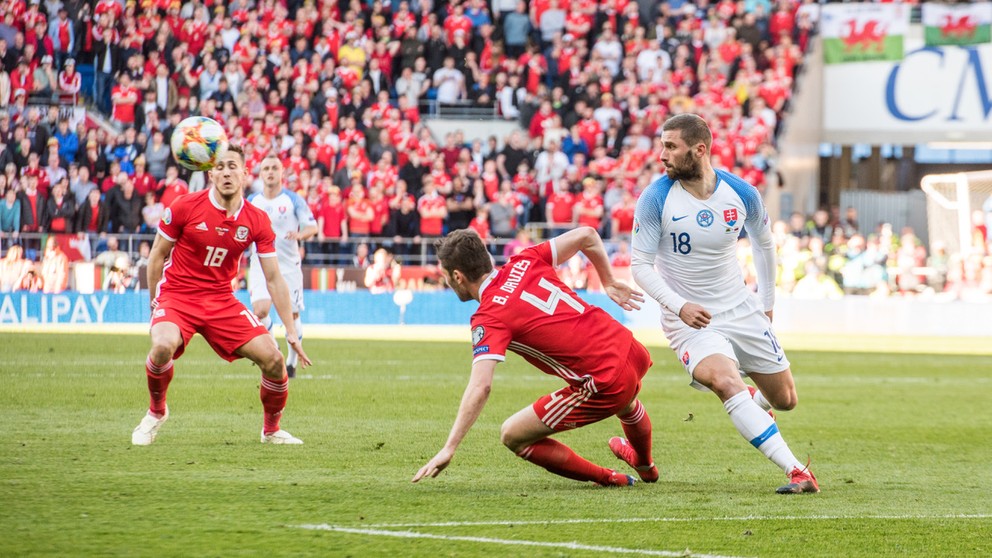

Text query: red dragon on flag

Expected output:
[841,19,887,53]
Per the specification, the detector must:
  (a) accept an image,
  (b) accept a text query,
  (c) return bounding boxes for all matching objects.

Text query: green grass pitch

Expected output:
[1,332,990,557]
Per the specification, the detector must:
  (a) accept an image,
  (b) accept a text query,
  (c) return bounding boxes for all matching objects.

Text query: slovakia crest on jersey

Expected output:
[236,226,249,241]
[279,206,287,214]
[724,209,738,227]
[696,210,714,228]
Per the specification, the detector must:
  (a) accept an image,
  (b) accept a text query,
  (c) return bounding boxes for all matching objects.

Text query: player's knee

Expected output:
[255,307,269,320]
[499,422,524,453]
[774,391,798,411]
[148,344,173,365]
[148,335,179,364]
[258,350,285,379]
[707,374,745,400]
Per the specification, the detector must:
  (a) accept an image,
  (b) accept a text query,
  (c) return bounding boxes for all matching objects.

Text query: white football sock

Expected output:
[724,390,803,473]
[751,386,773,412]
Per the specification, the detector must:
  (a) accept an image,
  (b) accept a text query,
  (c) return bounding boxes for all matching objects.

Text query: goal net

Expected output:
[921,170,992,256]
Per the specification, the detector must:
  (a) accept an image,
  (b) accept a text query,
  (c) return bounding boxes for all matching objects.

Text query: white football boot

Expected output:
[260,429,304,445]
[132,406,169,446]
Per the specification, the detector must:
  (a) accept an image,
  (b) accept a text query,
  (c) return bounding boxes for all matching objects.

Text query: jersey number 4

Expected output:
[521,278,585,315]
[204,246,229,267]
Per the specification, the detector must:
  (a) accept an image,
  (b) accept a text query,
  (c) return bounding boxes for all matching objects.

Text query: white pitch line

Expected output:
[298,524,746,558]
[361,513,992,528]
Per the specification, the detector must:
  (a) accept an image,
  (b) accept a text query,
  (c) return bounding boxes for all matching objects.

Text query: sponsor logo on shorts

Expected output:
[153,308,165,318]
[236,226,249,241]
[561,422,577,430]
[472,325,485,345]
[473,345,490,356]
[682,350,690,366]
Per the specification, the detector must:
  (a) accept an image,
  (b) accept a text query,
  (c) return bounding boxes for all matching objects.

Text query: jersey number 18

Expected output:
[670,232,692,255]
[204,246,229,267]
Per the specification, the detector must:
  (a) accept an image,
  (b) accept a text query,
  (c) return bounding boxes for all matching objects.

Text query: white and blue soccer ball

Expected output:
[170,116,229,171]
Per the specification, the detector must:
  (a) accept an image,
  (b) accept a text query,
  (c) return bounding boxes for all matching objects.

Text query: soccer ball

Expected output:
[170,116,230,171]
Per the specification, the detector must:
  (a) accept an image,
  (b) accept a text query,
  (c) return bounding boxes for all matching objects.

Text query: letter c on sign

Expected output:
[886,47,942,122]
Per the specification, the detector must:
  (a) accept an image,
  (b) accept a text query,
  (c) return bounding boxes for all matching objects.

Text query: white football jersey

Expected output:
[631,170,774,315]
[248,188,316,269]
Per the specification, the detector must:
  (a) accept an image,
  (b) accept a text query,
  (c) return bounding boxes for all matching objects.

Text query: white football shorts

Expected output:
[248,261,305,313]
[661,295,790,391]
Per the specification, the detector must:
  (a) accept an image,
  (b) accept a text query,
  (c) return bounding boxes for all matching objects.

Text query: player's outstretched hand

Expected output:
[679,302,711,329]
[285,334,313,368]
[606,282,644,311]
[412,448,454,483]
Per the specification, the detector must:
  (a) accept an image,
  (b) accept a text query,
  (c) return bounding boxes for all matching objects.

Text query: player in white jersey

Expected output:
[631,114,819,494]
[248,154,318,378]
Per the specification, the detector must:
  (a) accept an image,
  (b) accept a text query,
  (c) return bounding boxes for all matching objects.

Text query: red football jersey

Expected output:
[470,241,635,391]
[156,189,276,297]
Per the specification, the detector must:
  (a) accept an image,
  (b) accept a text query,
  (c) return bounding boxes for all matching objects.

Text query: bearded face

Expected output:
[664,145,703,182]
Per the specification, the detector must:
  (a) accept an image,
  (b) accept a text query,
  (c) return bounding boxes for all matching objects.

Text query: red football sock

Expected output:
[146,356,174,417]
[618,400,654,467]
[517,438,611,484]
[260,374,288,434]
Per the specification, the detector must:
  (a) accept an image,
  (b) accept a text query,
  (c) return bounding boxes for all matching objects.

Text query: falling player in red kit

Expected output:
[412,227,657,487]
[132,145,312,446]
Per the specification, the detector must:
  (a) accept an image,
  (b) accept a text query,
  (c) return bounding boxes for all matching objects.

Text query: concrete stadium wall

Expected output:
[424,119,521,146]
[0,292,988,338]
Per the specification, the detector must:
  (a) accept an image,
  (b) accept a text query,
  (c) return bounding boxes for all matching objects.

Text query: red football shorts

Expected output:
[532,341,652,431]
[150,293,270,362]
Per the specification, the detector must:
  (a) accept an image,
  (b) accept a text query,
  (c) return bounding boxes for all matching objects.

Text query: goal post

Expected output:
[920,170,992,256]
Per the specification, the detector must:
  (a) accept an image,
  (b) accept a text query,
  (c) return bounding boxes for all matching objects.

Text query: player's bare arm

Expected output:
[553,226,644,311]
[412,359,497,483]
[146,233,175,308]
[260,255,312,368]
[285,224,318,241]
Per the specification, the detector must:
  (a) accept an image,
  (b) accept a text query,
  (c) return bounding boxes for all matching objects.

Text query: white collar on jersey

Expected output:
[209,187,245,219]
[478,269,499,297]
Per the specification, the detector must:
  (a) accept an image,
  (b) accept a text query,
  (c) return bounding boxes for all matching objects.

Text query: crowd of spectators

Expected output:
[733,205,992,302]
[5,0,983,300]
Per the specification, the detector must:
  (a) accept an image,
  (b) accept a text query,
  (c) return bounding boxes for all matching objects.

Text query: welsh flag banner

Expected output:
[923,2,992,47]
[822,3,909,64]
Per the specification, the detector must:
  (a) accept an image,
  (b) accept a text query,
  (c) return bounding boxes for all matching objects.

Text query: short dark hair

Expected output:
[225,143,245,162]
[662,113,712,151]
[435,229,493,283]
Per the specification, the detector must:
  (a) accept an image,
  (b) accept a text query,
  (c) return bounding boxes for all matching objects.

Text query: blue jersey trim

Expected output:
[641,175,675,221]
[716,169,762,227]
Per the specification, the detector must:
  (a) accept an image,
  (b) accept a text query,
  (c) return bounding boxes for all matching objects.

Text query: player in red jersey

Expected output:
[132,145,312,446]
[412,227,657,487]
